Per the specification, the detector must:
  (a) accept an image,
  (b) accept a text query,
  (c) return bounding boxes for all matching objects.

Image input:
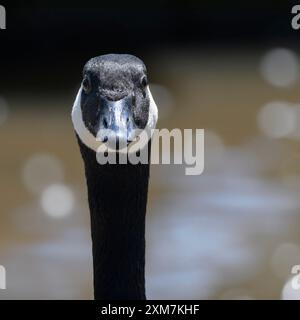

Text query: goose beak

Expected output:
[96,95,135,150]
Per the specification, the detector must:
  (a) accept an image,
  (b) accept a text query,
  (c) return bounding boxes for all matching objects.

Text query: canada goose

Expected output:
[72,54,158,300]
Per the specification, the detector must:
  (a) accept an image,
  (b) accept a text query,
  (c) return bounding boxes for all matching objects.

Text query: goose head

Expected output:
[72,54,158,152]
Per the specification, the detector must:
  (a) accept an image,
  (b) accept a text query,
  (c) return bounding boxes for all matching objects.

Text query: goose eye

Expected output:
[82,76,91,93]
[141,75,148,87]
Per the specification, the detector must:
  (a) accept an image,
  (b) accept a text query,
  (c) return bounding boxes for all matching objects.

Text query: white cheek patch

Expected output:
[147,86,158,133]
[71,85,158,153]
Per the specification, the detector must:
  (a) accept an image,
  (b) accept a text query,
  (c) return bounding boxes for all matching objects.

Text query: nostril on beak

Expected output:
[103,117,108,129]
[126,116,132,130]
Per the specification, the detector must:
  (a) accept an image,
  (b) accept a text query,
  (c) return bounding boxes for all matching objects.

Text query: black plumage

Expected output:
[74,54,154,300]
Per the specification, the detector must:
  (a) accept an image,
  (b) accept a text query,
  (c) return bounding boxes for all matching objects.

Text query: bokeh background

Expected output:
[1,1,300,299]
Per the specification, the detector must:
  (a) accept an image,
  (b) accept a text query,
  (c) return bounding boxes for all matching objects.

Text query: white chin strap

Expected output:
[71,85,158,153]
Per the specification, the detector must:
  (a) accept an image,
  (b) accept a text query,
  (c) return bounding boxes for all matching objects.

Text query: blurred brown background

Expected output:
[1,1,300,299]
